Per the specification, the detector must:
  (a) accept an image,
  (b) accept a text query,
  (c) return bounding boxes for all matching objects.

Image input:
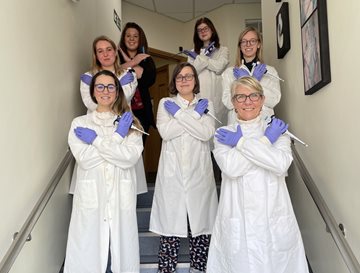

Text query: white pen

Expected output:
[264,116,308,147]
[198,99,222,124]
[114,116,150,135]
[253,62,285,82]
[205,110,222,124]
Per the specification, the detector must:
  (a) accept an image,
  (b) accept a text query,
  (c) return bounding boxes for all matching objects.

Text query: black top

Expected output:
[120,54,157,131]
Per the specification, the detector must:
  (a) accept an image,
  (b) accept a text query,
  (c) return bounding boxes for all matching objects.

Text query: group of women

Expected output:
[63,17,309,273]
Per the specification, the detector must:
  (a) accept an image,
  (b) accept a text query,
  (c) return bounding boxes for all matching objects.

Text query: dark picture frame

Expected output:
[276,2,290,59]
[300,0,331,95]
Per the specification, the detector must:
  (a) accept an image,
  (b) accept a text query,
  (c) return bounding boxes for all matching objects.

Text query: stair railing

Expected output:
[291,143,360,273]
[0,149,74,273]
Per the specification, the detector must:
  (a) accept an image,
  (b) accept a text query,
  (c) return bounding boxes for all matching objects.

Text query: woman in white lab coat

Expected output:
[222,27,281,124]
[64,70,143,273]
[149,63,218,273]
[185,17,229,126]
[207,76,309,273]
[71,35,147,196]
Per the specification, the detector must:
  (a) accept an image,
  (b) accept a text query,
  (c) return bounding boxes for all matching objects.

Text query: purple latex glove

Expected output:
[233,67,250,79]
[194,99,208,116]
[204,41,216,56]
[215,125,243,147]
[74,127,97,144]
[80,74,92,85]
[183,50,198,60]
[164,100,180,116]
[116,111,133,138]
[264,118,288,144]
[119,71,134,86]
[252,63,267,81]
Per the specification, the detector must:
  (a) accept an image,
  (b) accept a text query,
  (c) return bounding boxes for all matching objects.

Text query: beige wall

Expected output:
[262,1,360,271]
[122,3,261,66]
[0,0,121,271]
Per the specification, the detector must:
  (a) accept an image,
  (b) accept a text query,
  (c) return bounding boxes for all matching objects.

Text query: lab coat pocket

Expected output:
[270,215,299,252]
[163,151,176,178]
[215,218,241,256]
[75,179,98,209]
[120,179,135,210]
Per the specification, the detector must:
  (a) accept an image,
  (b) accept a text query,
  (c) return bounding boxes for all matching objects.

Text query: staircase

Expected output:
[138,174,191,273]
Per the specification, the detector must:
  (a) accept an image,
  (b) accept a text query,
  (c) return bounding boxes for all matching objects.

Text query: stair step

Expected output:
[140,262,190,273]
[137,185,155,208]
[137,207,151,232]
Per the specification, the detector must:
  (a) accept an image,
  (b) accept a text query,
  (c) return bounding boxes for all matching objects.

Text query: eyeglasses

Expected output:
[175,74,194,82]
[232,93,263,103]
[95,84,117,93]
[239,39,259,47]
[197,26,210,33]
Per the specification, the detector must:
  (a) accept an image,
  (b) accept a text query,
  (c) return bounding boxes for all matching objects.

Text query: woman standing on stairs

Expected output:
[65,70,143,273]
[207,77,309,273]
[149,62,218,273]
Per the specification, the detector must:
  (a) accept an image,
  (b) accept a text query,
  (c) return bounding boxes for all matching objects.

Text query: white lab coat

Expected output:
[207,116,309,273]
[71,70,148,195]
[188,46,229,127]
[65,111,142,273]
[222,63,281,124]
[149,95,218,237]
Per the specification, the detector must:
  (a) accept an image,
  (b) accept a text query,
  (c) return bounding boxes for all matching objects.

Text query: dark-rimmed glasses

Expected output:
[239,39,258,47]
[175,74,194,82]
[95,84,117,93]
[197,26,210,33]
[232,93,262,103]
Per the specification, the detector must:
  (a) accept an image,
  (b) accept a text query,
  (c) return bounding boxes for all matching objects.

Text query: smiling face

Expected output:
[239,30,260,62]
[124,28,140,54]
[232,84,264,121]
[175,66,196,101]
[95,40,116,70]
[94,74,118,112]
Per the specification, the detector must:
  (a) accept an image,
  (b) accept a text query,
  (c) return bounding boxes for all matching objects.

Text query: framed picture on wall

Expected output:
[276,2,290,59]
[300,0,331,95]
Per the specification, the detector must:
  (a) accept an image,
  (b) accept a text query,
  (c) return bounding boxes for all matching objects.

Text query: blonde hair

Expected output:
[91,35,125,76]
[230,76,264,99]
[235,27,264,67]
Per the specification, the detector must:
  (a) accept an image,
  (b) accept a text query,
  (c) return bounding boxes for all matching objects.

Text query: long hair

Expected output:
[119,22,149,54]
[235,27,264,67]
[193,17,220,54]
[169,62,200,95]
[91,35,124,76]
[89,70,142,132]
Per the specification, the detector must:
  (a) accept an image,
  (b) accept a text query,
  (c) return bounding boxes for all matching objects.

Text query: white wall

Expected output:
[0,0,121,271]
[122,3,261,66]
[262,1,360,271]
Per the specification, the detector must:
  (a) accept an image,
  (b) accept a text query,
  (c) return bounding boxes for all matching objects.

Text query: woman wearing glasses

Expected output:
[65,70,143,273]
[71,35,147,203]
[150,63,218,273]
[222,27,281,124]
[207,77,308,273]
[184,17,229,126]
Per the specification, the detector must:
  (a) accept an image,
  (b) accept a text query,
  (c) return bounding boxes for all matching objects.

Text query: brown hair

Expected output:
[169,63,200,95]
[89,70,142,132]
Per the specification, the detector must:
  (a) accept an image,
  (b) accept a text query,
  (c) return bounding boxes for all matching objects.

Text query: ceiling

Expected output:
[123,0,261,23]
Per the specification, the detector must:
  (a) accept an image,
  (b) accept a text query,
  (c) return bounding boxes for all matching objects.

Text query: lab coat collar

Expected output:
[176,93,198,107]
[91,110,117,127]
[236,115,262,125]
